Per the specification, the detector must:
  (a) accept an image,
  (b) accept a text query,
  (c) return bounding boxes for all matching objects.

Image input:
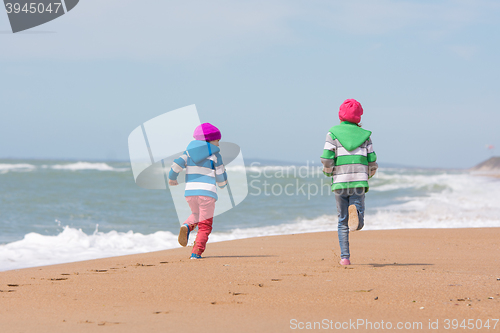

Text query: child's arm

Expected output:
[214,153,228,188]
[367,138,378,178]
[168,153,188,186]
[320,132,337,176]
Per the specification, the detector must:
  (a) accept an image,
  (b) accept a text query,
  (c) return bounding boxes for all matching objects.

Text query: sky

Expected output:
[1,0,499,168]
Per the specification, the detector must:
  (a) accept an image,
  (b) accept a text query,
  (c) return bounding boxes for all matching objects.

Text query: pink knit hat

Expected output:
[339,99,363,124]
[193,123,221,141]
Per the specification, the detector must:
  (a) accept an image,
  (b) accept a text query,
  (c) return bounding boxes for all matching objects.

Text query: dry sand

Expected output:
[1,228,499,332]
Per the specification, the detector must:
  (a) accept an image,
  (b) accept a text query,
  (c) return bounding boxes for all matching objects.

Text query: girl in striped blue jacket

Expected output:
[168,123,228,259]
[320,99,378,266]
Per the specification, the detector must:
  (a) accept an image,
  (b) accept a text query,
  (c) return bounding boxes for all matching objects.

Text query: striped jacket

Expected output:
[168,140,228,200]
[320,121,377,192]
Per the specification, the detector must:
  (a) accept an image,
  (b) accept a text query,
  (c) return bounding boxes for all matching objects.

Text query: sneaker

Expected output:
[178,224,190,247]
[340,258,351,266]
[348,205,359,232]
[190,253,202,260]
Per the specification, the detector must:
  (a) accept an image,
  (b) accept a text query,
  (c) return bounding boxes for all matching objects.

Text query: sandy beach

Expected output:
[1,228,499,332]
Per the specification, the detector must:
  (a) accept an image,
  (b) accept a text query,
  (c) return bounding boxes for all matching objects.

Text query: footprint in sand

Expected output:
[98,321,120,326]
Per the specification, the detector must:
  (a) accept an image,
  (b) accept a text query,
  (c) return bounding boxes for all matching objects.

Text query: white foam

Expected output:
[0,163,36,174]
[0,226,179,272]
[368,171,500,229]
[368,169,495,192]
[0,215,336,272]
[48,162,129,172]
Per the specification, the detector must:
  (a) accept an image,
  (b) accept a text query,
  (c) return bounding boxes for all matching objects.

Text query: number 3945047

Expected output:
[5,2,62,14]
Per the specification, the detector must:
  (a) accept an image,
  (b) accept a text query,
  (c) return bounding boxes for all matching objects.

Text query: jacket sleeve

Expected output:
[214,153,228,188]
[366,138,378,178]
[168,152,187,180]
[320,132,336,176]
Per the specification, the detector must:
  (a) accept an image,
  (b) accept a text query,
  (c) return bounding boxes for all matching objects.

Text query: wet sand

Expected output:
[1,228,499,332]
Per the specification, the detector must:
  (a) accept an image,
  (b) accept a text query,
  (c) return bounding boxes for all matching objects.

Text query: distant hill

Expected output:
[471,157,500,171]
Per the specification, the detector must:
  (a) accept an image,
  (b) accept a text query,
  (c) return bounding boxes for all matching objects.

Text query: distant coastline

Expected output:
[470,156,500,178]
[470,156,500,171]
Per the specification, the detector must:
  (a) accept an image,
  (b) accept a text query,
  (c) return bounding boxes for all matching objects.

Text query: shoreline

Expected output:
[2,225,500,273]
[1,228,499,332]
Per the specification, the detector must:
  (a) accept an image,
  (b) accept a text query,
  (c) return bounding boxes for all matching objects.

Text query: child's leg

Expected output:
[334,189,350,259]
[192,196,216,256]
[184,196,200,232]
[348,188,365,230]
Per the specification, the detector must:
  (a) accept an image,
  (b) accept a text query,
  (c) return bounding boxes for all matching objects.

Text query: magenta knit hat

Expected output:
[193,123,221,141]
[339,99,363,124]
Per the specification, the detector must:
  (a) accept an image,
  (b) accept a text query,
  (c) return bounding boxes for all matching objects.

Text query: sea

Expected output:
[1,159,499,272]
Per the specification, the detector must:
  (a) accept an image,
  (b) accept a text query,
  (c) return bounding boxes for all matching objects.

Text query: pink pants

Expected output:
[185,196,216,256]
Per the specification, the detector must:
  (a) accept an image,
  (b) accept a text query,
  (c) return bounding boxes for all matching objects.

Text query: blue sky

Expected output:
[1,0,499,168]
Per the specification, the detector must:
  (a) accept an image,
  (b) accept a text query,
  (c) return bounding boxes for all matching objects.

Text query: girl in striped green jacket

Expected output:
[320,99,378,266]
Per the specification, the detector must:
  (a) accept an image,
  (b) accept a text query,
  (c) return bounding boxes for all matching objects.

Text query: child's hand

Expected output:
[323,167,333,177]
[168,179,178,186]
[368,162,378,179]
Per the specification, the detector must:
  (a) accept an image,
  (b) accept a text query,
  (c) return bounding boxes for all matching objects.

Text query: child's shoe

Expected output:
[190,253,202,260]
[339,258,351,266]
[178,224,190,247]
[348,205,360,232]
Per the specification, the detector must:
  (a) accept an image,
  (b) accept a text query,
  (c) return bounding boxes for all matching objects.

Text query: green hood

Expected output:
[329,122,372,151]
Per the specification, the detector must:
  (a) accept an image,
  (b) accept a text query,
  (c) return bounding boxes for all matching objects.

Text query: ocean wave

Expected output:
[227,165,324,178]
[0,218,336,272]
[47,162,129,172]
[370,171,470,192]
[0,163,36,174]
[368,172,500,229]
[0,226,178,272]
